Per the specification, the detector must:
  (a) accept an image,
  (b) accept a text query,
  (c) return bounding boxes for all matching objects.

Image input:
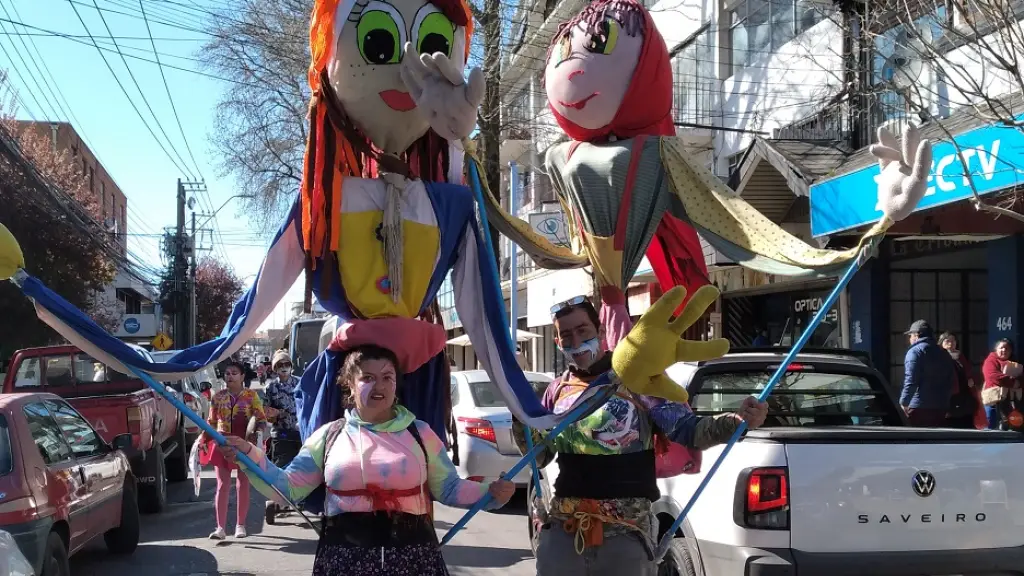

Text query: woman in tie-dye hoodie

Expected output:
[220,345,515,576]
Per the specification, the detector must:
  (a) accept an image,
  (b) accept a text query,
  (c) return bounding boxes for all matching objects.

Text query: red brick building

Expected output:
[14,121,128,250]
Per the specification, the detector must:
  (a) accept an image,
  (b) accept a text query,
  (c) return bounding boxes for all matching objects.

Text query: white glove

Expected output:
[399,44,484,141]
[869,124,933,222]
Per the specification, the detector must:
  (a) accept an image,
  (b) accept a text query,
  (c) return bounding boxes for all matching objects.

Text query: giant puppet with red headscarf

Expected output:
[477,0,934,351]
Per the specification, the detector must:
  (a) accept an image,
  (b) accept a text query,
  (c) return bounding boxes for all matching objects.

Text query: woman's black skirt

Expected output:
[311,511,449,576]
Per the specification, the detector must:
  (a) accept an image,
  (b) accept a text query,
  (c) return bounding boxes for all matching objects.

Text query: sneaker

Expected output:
[234,525,247,539]
[209,527,226,540]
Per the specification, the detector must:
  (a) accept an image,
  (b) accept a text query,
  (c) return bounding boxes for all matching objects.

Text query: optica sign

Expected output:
[809,120,1024,237]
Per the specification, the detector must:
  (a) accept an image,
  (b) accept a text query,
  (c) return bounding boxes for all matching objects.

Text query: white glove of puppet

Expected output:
[869,124,933,222]
[399,43,484,141]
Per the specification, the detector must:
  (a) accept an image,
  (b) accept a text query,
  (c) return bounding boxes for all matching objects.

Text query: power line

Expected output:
[83,0,199,178]
[66,0,193,177]
[138,0,204,178]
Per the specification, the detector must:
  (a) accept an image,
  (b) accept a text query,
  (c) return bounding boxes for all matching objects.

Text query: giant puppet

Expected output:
[0,0,728,501]
[477,0,933,352]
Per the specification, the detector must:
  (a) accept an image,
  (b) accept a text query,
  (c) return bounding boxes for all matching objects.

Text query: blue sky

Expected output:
[3,0,301,331]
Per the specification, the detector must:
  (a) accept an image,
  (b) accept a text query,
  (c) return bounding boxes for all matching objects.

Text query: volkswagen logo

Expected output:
[912,470,936,497]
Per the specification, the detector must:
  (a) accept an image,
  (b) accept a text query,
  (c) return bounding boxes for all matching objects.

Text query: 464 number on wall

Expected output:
[997,317,1014,331]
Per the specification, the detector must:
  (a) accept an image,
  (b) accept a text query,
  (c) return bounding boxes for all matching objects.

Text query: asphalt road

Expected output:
[68,469,537,576]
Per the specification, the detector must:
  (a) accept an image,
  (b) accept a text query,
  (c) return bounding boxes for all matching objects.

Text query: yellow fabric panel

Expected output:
[660,137,888,267]
[337,211,439,319]
[583,234,623,289]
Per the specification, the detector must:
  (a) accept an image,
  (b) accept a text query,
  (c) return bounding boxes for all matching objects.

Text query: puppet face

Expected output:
[545,12,643,131]
[326,0,467,154]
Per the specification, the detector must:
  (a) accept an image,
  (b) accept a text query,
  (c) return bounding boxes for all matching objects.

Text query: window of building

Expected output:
[673,23,715,126]
[729,0,827,73]
[88,166,94,193]
[727,151,745,177]
[504,85,531,135]
[121,204,127,236]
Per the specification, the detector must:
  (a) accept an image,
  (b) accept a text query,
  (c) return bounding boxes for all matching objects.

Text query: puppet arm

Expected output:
[659,136,888,276]
[463,140,590,270]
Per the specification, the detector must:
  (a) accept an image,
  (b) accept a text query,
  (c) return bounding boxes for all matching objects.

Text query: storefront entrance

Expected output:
[887,268,988,388]
[723,285,842,349]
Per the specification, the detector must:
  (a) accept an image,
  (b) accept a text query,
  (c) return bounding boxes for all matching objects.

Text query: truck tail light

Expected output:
[457,417,496,444]
[127,406,142,436]
[735,467,789,530]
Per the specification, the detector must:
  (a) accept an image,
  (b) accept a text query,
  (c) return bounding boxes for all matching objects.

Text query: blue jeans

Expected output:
[986,405,1002,429]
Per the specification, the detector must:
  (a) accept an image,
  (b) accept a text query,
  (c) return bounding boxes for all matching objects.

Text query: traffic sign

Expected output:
[152,333,173,351]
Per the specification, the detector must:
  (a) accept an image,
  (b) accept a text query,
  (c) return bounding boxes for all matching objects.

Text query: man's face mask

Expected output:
[276,364,292,380]
[560,337,602,369]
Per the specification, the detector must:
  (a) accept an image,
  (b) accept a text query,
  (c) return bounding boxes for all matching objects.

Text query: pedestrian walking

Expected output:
[198,360,267,540]
[901,320,957,427]
[982,339,1022,430]
[219,344,515,576]
[938,332,983,429]
[263,349,302,522]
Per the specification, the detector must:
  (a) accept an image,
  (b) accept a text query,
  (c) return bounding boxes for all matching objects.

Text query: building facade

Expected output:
[16,121,160,345]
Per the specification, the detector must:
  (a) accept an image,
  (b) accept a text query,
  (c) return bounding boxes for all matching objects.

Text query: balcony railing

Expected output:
[774,89,926,150]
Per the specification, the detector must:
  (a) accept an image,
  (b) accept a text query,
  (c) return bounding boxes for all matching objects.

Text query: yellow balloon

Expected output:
[0,222,25,281]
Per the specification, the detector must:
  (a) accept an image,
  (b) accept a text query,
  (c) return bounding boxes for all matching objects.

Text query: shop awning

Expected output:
[809,92,1024,238]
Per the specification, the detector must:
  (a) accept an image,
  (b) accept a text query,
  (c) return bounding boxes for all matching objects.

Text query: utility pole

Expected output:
[173,179,188,348]
[189,211,197,348]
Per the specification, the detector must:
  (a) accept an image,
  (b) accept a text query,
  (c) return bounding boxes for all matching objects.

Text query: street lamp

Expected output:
[188,193,255,347]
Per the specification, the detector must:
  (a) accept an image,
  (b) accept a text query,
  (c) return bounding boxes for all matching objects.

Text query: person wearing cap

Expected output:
[264,349,302,520]
[901,320,958,427]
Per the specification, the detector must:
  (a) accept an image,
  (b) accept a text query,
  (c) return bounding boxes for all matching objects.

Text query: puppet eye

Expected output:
[357,10,402,64]
[551,34,571,66]
[585,19,619,55]
[415,12,455,57]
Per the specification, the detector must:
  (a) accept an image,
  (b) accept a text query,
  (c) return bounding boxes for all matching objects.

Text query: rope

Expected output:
[562,509,643,555]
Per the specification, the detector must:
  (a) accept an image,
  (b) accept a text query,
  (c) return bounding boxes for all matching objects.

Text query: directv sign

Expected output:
[809,120,1024,237]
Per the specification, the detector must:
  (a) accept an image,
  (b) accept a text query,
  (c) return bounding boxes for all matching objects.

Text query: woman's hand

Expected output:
[265,406,280,419]
[488,475,516,507]
[734,396,769,429]
[218,435,253,464]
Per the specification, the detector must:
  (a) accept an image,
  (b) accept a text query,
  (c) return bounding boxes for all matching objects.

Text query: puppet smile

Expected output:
[560,93,598,110]
[380,90,417,111]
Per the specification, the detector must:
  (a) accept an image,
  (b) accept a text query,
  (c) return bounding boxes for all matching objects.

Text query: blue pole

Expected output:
[441,383,615,546]
[116,363,319,533]
[508,160,542,501]
[653,244,874,560]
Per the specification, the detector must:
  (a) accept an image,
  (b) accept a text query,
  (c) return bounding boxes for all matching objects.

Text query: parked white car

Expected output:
[451,370,553,487]
[528,349,1024,575]
[151,351,220,445]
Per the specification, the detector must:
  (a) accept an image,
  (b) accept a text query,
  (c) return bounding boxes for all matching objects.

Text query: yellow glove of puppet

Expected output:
[611,285,730,403]
[0,222,24,281]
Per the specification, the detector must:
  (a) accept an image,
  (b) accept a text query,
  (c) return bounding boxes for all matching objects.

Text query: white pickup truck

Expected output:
[527,349,1024,576]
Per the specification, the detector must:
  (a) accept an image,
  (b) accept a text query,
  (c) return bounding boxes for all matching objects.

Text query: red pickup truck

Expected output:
[2,344,189,514]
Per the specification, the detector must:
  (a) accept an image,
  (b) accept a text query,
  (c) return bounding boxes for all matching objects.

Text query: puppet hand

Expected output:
[611,286,729,403]
[400,43,483,141]
[869,124,933,223]
[0,222,24,281]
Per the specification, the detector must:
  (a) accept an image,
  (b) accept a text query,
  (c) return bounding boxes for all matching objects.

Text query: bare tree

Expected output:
[200,0,311,230]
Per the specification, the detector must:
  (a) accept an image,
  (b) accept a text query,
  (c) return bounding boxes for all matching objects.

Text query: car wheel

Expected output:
[104,478,141,554]
[40,532,69,576]
[139,443,167,514]
[165,423,189,483]
[658,538,698,576]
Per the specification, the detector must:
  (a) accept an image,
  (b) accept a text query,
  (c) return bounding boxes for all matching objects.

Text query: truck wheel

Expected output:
[40,532,69,576]
[658,538,698,576]
[104,479,140,554]
[138,443,167,514]
[165,424,189,483]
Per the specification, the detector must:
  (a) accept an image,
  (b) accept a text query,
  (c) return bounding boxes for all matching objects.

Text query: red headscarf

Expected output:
[549,0,675,142]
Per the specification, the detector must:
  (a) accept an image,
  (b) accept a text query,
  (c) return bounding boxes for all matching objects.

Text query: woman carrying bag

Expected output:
[219,344,515,576]
[981,339,1022,430]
